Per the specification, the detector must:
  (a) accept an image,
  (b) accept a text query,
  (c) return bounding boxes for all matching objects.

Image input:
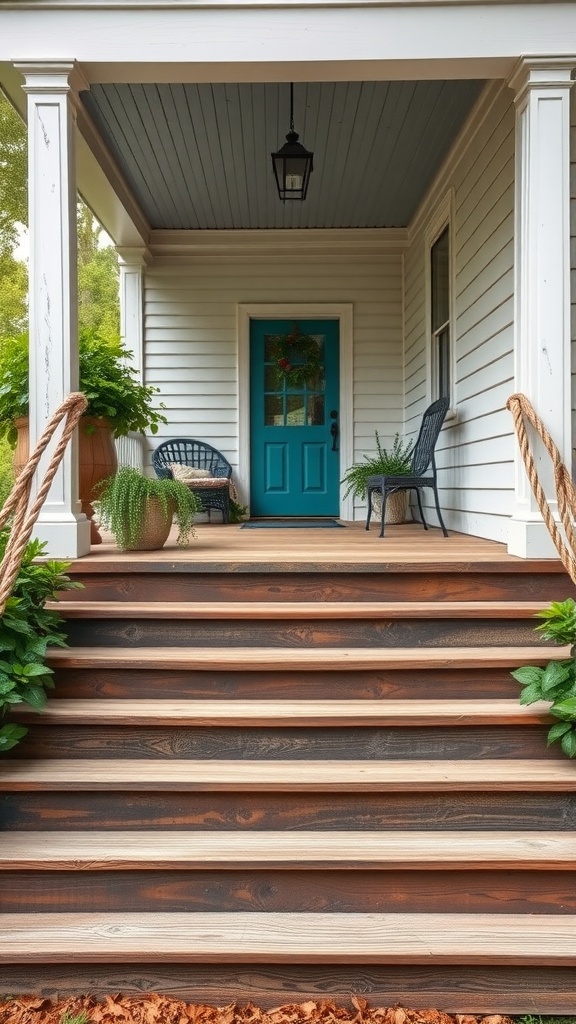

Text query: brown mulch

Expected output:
[0,996,513,1024]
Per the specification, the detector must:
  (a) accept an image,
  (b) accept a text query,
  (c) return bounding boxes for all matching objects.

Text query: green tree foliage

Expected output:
[0,91,28,338]
[0,90,26,254]
[77,203,120,340]
[0,90,120,344]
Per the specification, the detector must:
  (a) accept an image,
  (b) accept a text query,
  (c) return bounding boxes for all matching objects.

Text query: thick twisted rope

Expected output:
[0,392,88,616]
[506,392,576,584]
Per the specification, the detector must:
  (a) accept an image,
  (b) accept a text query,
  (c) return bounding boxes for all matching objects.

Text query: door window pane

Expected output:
[307,394,325,425]
[264,395,284,426]
[286,395,306,426]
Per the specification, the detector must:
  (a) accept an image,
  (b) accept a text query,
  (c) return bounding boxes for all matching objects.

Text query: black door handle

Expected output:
[327,415,336,452]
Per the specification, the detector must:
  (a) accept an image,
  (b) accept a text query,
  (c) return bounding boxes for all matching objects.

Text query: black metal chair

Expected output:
[152,438,233,523]
[366,397,450,538]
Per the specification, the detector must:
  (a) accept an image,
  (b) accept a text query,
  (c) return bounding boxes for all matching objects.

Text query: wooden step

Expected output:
[46,645,569,671]
[2,759,575,790]
[14,698,553,726]
[51,600,550,619]
[2,830,575,870]
[1,911,575,964]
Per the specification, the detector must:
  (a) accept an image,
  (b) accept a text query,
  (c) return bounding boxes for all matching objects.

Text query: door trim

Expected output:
[238,303,353,520]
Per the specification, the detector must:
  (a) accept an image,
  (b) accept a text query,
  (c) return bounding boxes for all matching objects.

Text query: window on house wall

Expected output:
[431,226,451,402]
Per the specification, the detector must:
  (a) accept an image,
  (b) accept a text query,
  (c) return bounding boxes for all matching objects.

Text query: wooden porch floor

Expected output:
[77,521,563,571]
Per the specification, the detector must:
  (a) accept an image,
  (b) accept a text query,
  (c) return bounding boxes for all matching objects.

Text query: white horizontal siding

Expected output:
[403,83,515,542]
[144,256,403,515]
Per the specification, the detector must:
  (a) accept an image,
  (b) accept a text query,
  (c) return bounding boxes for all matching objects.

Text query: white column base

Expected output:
[507,516,562,559]
[33,513,91,558]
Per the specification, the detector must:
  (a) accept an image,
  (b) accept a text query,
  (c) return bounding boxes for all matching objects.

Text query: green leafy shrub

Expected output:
[96,466,202,550]
[0,532,82,753]
[512,598,576,759]
[342,430,414,500]
[229,497,249,523]
[0,332,167,444]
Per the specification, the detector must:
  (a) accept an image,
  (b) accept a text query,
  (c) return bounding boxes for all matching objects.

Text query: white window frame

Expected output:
[425,189,456,417]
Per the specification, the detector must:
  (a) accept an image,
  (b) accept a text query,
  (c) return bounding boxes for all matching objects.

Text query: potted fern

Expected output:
[96,467,202,550]
[342,431,414,524]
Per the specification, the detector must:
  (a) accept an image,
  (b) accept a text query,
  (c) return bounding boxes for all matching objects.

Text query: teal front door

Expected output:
[250,319,340,517]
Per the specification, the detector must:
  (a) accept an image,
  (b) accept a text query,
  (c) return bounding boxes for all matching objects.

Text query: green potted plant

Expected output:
[96,466,202,551]
[0,332,167,542]
[342,430,414,524]
[0,531,83,753]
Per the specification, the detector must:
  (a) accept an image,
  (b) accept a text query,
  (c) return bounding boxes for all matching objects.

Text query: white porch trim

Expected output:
[508,56,575,559]
[16,59,91,558]
[117,246,150,382]
[238,303,354,520]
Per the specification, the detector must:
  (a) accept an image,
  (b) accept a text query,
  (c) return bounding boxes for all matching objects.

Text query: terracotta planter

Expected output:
[13,416,118,546]
[123,497,175,551]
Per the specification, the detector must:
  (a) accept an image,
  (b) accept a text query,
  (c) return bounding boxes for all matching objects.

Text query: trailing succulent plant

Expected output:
[512,598,576,758]
[96,466,202,550]
[0,532,82,753]
[341,431,414,501]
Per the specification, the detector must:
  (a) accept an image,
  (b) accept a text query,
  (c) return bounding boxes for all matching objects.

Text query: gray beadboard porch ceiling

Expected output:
[81,80,482,231]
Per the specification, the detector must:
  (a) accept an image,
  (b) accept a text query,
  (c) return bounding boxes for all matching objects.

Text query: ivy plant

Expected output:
[0,531,82,753]
[512,599,576,759]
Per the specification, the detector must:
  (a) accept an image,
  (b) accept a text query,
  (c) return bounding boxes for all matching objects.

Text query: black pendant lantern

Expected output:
[271,83,313,201]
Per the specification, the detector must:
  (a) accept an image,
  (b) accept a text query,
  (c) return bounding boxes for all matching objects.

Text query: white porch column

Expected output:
[508,57,575,559]
[15,60,91,557]
[115,246,149,471]
[117,246,149,382]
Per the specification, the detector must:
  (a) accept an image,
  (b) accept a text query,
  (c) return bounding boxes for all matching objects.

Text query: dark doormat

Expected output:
[241,519,345,528]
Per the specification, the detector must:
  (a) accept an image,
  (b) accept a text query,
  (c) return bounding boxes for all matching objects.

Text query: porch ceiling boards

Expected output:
[81,80,482,231]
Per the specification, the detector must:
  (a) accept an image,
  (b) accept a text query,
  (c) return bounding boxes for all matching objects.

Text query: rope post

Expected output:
[507,392,576,585]
[0,392,88,617]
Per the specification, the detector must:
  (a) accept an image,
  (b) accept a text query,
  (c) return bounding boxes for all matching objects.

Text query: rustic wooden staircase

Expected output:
[1,549,576,1013]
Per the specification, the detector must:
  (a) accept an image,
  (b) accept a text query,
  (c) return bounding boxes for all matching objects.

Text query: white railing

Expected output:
[114,431,146,472]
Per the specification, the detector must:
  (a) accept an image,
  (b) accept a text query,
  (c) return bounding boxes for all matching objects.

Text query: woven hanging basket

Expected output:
[372,490,409,525]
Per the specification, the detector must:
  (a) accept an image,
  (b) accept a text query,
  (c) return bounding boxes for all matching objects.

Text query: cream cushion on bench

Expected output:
[168,464,212,483]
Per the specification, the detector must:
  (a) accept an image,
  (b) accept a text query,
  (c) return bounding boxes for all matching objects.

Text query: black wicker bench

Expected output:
[152,438,232,524]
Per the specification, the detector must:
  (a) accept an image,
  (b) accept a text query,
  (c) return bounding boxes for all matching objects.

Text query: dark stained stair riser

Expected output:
[4,791,576,831]
[49,667,525,701]
[0,963,575,1014]
[2,869,576,915]
[62,568,576,604]
[62,617,549,648]
[10,725,561,761]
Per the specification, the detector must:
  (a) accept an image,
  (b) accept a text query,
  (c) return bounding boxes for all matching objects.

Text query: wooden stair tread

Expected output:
[2,830,575,870]
[1,912,575,964]
[15,698,553,726]
[46,645,569,670]
[50,600,549,619]
[2,759,575,790]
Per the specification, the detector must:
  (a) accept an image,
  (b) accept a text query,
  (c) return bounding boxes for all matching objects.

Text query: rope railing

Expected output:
[506,392,576,585]
[0,392,88,616]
